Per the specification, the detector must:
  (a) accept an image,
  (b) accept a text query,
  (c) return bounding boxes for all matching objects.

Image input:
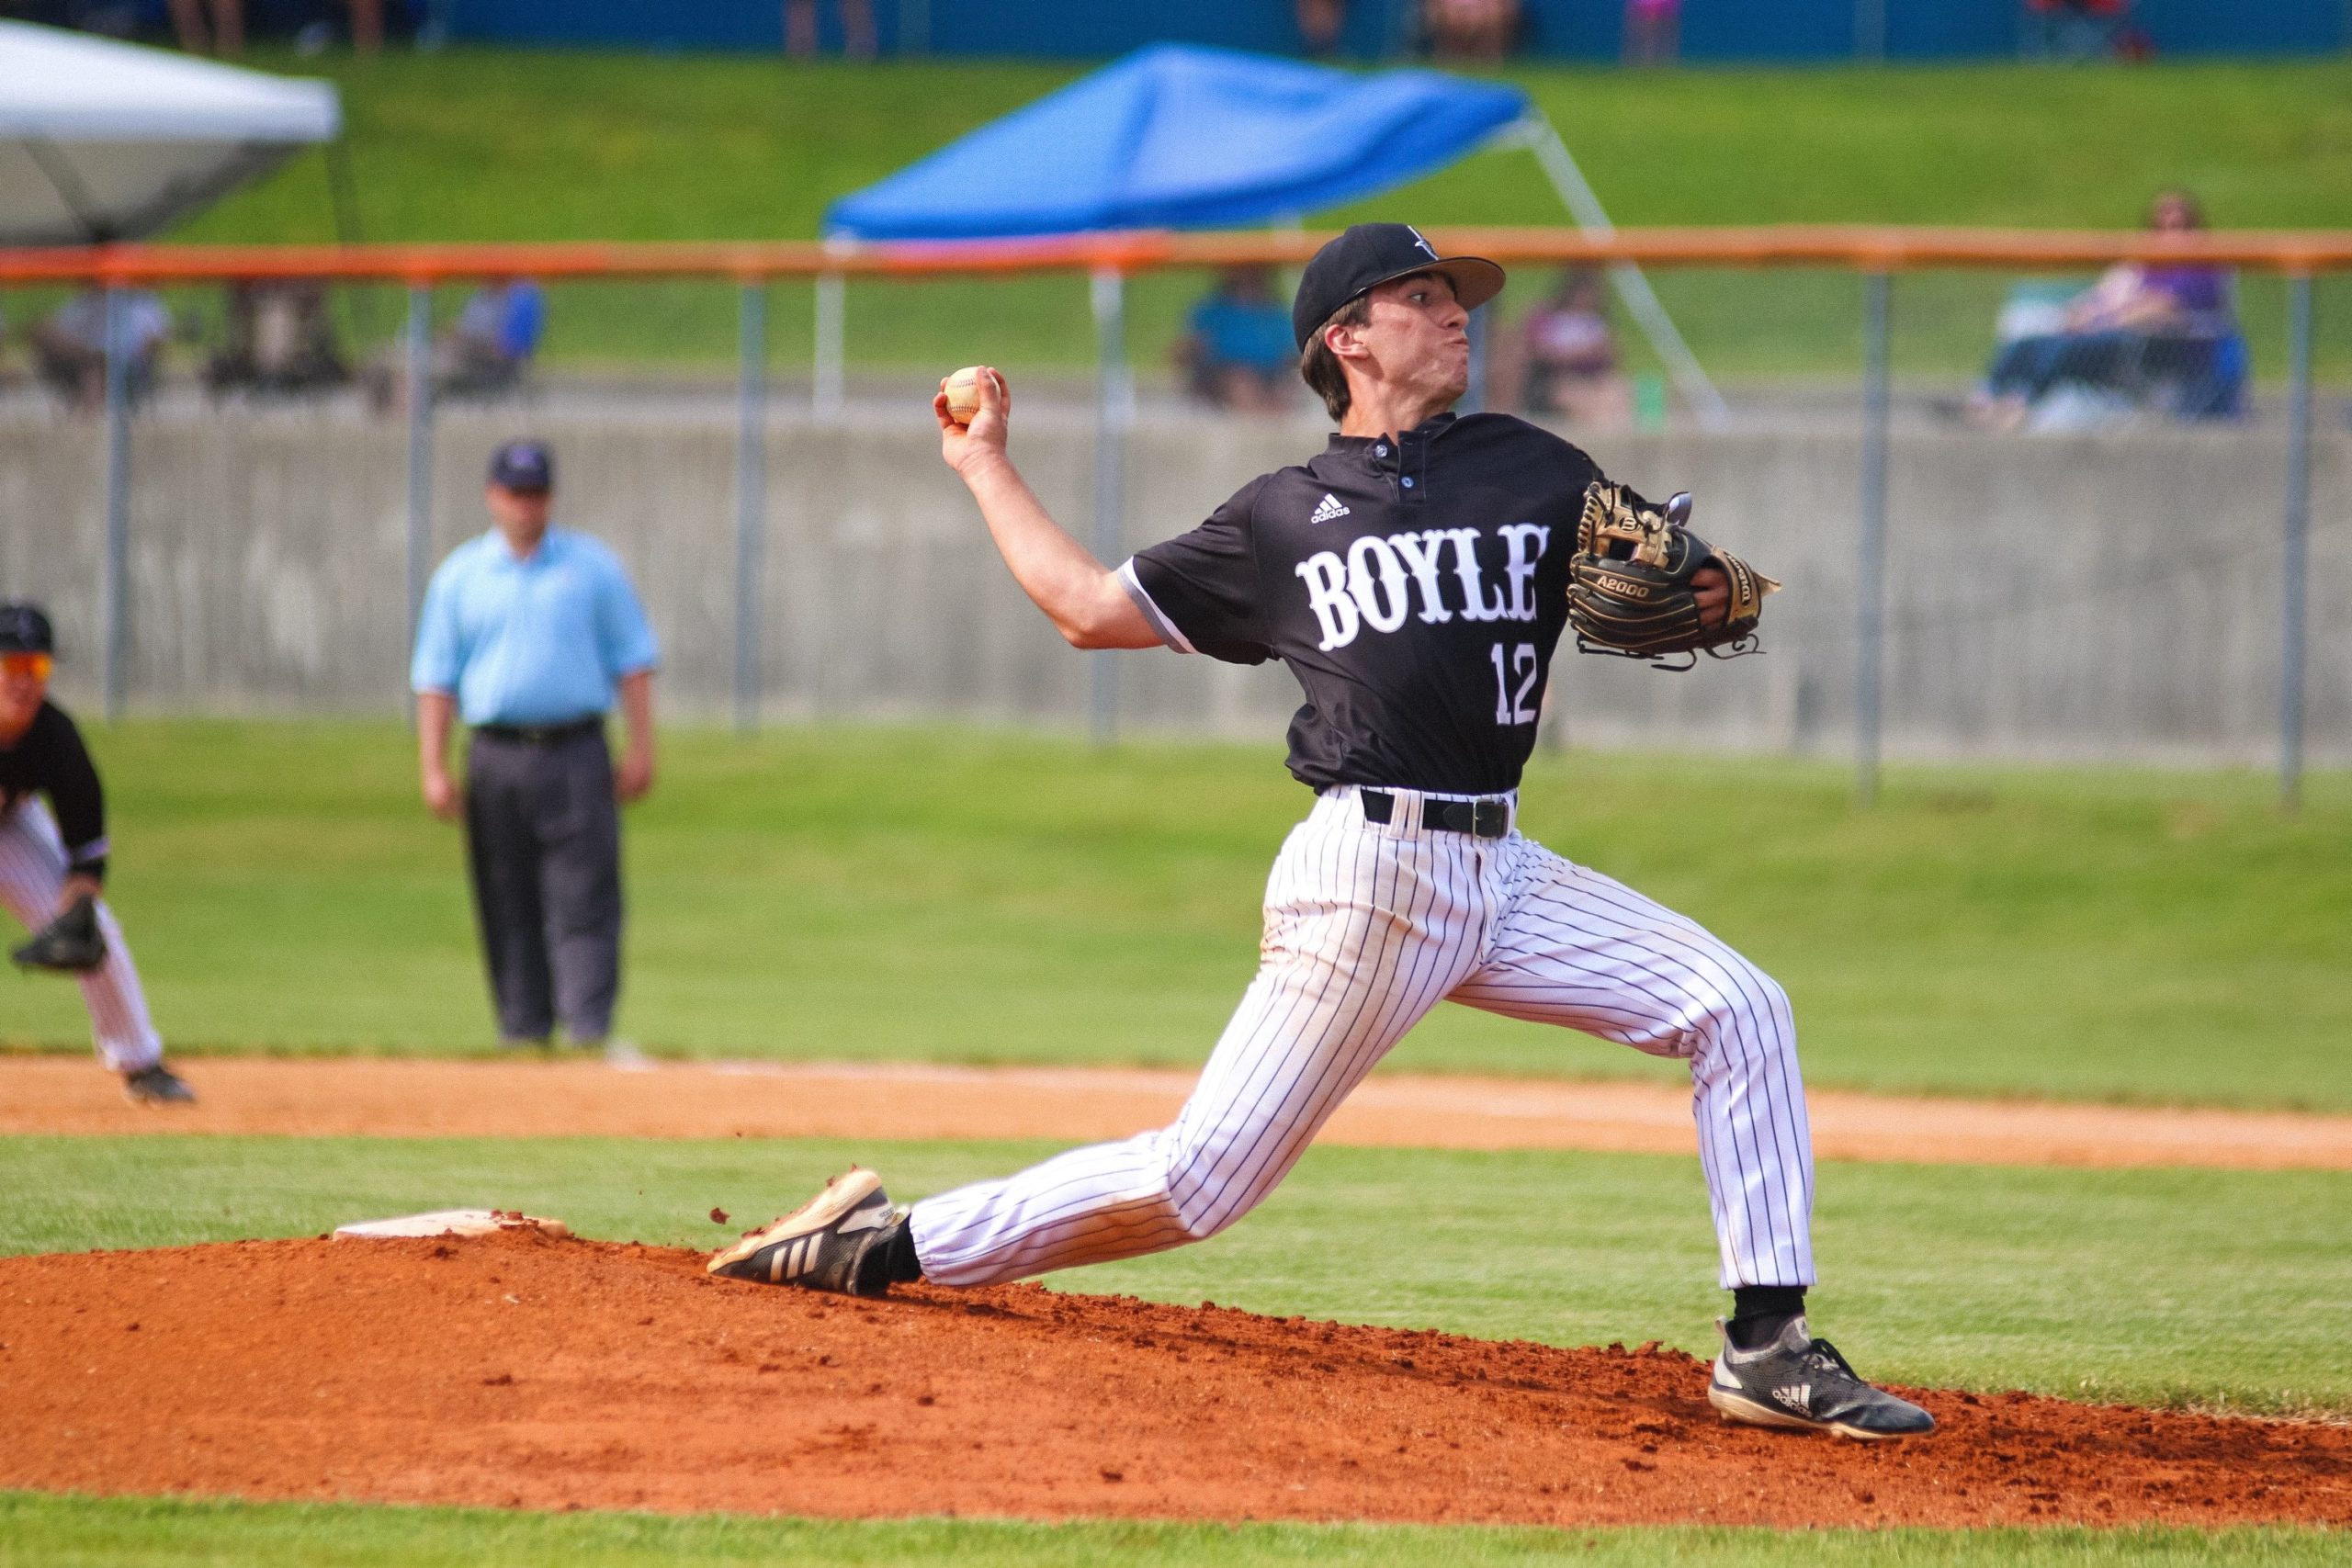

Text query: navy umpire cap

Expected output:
[1291,223,1506,352]
[487,439,555,492]
[0,601,53,655]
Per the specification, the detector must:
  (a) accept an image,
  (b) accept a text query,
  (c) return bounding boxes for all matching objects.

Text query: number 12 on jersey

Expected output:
[1490,642,1540,725]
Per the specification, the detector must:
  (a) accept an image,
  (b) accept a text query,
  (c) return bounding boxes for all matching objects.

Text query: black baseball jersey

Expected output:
[0,701,108,879]
[1121,412,1645,795]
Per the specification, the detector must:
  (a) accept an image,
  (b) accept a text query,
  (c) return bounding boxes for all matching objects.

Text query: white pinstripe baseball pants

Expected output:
[910,784,1814,1292]
[0,799,164,1074]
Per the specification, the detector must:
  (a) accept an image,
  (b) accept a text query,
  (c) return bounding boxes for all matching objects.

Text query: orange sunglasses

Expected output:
[1,652,54,681]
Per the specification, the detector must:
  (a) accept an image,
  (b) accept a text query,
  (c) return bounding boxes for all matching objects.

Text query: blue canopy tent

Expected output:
[826,45,1525,241]
[820,45,1721,423]
[814,45,1721,739]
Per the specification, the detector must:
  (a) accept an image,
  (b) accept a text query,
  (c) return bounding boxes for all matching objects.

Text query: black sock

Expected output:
[884,1220,923,1283]
[854,1218,924,1294]
[1727,1286,1806,1350]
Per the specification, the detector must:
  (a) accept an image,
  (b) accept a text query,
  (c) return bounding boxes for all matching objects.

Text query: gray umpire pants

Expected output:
[464,725,622,1043]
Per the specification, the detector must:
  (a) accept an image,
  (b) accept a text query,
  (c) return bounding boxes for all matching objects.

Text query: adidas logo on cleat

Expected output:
[1771,1384,1812,1414]
[1308,493,1351,525]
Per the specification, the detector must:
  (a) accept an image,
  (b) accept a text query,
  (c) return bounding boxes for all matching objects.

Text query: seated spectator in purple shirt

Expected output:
[1970,190,2240,427]
[1511,269,1632,428]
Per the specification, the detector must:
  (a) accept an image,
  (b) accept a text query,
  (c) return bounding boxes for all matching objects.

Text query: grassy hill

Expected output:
[96,51,2352,378]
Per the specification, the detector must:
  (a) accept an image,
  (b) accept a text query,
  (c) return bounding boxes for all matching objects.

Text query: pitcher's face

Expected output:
[1352,273,1472,405]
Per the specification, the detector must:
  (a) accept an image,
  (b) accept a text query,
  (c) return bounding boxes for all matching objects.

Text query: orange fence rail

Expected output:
[2,226,2350,285]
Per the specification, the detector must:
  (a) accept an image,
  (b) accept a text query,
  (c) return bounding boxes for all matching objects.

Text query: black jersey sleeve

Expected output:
[1120,476,1275,666]
[29,705,107,879]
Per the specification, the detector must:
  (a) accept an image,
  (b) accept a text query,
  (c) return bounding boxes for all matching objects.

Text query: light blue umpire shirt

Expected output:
[410,526,660,727]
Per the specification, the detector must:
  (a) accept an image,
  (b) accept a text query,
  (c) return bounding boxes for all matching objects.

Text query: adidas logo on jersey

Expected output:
[1308,493,1351,525]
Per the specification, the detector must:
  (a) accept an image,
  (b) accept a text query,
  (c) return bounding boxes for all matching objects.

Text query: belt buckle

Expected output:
[1472,798,1509,839]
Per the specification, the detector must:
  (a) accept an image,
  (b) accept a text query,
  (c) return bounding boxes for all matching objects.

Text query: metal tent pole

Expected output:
[2279,274,2315,812]
[1855,271,1893,807]
[402,284,435,663]
[734,280,769,735]
[813,269,845,417]
[1513,115,1730,429]
[1089,265,1129,748]
[100,287,130,721]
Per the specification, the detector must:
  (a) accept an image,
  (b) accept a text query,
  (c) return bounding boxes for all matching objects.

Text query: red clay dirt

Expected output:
[2,1228,2343,1529]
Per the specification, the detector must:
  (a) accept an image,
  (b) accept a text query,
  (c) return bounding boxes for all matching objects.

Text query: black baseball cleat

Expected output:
[707,1168,906,1296]
[121,1063,196,1106]
[1707,1316,1935,1440]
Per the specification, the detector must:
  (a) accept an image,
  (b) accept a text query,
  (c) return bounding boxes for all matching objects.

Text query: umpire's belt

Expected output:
[472,716,603,747]
[1360,789,1512,840]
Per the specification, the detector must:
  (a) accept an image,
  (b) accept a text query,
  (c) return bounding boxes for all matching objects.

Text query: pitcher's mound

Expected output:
[1,1228,2344,1528]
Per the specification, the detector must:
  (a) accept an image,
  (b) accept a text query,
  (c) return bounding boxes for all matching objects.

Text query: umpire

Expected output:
[411,439,659,1055]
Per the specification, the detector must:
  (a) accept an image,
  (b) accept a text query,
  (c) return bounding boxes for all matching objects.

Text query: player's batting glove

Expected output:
[12,894,107,974]
[1566,481,1779,670]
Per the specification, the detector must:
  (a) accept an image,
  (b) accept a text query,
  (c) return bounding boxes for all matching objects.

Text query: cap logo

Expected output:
[1405,225,1440,261]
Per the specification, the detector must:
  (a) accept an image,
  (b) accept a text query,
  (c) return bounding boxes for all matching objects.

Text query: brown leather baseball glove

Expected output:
[1567,482,1779,670]
[12,894,107,974]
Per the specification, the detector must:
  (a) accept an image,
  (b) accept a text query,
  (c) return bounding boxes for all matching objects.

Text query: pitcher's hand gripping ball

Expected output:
[1567,481,1779,669]
[940,366,999,428]
[12,893,107,974]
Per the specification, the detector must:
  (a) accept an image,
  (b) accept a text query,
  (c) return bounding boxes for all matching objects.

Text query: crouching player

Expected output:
[0,602,193,1104]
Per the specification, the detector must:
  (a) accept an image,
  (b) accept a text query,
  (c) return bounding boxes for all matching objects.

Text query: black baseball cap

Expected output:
[1291,223,1507,351]
[487,439,554,492]
[0,601,53,656]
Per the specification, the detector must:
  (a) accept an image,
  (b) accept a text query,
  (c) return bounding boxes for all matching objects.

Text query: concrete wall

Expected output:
[4,404,2346,766]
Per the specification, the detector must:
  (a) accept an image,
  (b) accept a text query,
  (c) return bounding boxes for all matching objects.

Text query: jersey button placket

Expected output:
[1398,435,1428,504]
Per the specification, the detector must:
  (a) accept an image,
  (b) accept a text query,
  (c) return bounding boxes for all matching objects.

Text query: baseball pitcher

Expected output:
[711,226,1930,1441]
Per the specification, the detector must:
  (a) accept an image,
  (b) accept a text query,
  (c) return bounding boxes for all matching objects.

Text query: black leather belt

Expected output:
[1359,789,1511,839]
[473,717,602,747]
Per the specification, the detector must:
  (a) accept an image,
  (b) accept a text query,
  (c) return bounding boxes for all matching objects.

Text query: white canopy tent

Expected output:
[0,21,339,244]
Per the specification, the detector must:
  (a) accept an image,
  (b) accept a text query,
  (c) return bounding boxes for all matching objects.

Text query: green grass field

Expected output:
[1,1494,2339,1568]
[72,50,2352,381]
[5,1134,2346,1416]
[5,721,2346,1111]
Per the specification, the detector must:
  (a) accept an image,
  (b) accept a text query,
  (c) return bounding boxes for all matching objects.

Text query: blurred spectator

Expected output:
[1968,189,2242,429]
[167,0,241,53]
[167,0,386,55]
[1425,0,1517,61]
[1511,269,1632,427]
[1174,266,1295,412]
[1624,0,1679,66]
[442,277,545,395]
[1296,0,1346,55]
[2022,0,2150,62]
[785,0,874,60]
[369,276,545,411]
[31,287,170,413]
[204,280,350,399]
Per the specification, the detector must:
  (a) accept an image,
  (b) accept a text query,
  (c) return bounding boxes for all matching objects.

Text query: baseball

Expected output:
[942,366,994,427]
